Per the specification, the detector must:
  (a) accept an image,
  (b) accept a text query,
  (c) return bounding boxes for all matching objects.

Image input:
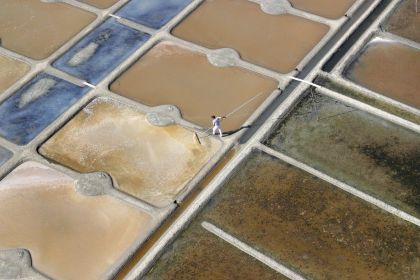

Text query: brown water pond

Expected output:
[77,0,119,9]
[289,0,356,19]
[345,39,420,108]
[385,0,420,43]
[0,161,153,280]
[111,41,278,132]
[0,0,96,59]
[172,0,329,73]
[0,54,30,93]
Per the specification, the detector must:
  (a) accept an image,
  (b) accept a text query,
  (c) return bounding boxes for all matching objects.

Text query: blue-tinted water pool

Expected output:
[53,18,150,84]
[0,73,88,145]
[116,0,192,29]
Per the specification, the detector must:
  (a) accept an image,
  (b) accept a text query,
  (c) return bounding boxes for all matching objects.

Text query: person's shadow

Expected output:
[222,125,252,136]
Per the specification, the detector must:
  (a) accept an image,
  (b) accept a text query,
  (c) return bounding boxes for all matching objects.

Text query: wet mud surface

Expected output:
[0,161,153,280]
[116,0,192,29]
[111,42,277,131]
[265,93,420,217]
[385,0,420,43]
[53,18,150,84]
[39,98,221,207]
[290,0,356,19]
[0,55,30,93]
[315,75,420,124]
[345,39,420,108]
[192,151,420,279]
[144,222,286,280]
[172,0,329,73]
[0,0,96,59]
[0,73,88,145]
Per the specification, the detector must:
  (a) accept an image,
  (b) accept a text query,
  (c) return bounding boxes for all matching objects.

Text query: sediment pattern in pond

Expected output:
[265,93,420,217]
[0,161,153,280]
[150,150,420,279]
[116,0,192,29]
[39,98,221,207]
[314,75,420,125]
[0,0,96,60]
[0,55,30,94]
[385,0,420,43]
[289,0,356,19]
[0,73,88,145]
[345,38,420,108]
[144,222,287,280]
[111,41,278,131]
[172,0,329,73]
[53,18,150,84]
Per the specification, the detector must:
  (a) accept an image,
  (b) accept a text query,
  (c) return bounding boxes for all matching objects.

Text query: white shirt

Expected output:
[212,117,221,128]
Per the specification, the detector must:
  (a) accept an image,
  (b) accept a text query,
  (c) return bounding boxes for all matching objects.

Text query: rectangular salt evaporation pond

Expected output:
[172,0,329,73]
[155,150,419,279]
[144,222,288,280]
[289,0,356,19]
[0,54,30,93]
[265,93,420,217]
[116,0,192,29]
[0,161,153,280]
[0,0,96,60]
[0,73,88,145]
[39,98,221,208]
[53,18,150,84]
[111,42,278,132]
[384,0,420,43]
[77,0,119,9]
[345,38,420,108]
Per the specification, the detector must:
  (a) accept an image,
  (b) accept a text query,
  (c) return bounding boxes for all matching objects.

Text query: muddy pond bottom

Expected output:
[345,39,420,108]
[144,222,287,280]
[265,92,420,217]
[39,98,221,207]
[147,150,420,279]
[0,161,153,280]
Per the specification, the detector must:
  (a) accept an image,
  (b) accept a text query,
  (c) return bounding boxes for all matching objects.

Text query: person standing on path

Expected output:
[211,115,226,138]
